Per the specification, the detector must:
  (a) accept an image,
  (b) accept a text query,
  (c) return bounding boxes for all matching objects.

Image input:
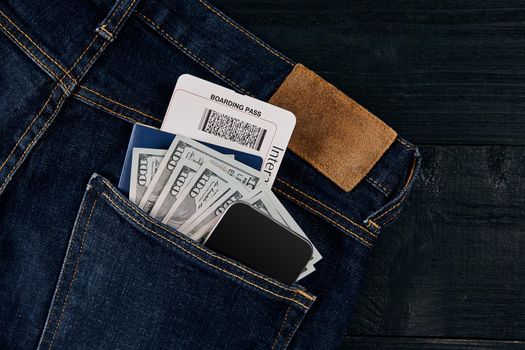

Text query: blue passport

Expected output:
[118,124,263,195]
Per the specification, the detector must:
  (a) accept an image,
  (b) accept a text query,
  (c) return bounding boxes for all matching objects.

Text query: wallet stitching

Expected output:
[195,0,294,66]
[48,195,99,350]
[78,86,161,122]
[101,192,312,309]
[100,180,316,302]
[135,11,253,97]
[0,10,76,83]
[273,187,372,247]
[276,178,377,238]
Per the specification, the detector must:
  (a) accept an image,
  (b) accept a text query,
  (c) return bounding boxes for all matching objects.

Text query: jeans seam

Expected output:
[271,300,293,350]
[48,195,100,350]
[0,21,70,92]
[382,210,401,227]
[73,93,149,124]
[195,0,294,66]
[101,192,313,309]
[365,176,390,196]
[397,137,414,150]
[0,88,68,193]
[273,187,373,248]
[135,11,254,97]
[0,10,76,83]
[276,177,376,237]
[78,85,162,122]
[100,179,316,302]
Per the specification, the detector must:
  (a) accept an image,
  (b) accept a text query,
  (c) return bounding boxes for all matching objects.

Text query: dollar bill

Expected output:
[162,162,232,230]
[248,190,283,224]
[263,187,322,266]
[150,155,199,221]
[139,135,261,212]
[129,148,167,204]
[179,185,248,241]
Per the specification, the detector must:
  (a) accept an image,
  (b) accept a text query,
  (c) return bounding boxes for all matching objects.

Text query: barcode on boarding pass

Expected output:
[198,108,267,151]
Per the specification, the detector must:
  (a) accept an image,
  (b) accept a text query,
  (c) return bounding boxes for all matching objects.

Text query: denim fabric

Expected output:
[0,0,420,349]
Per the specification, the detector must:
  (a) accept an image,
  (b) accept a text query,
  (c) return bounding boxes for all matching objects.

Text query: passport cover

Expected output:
[118,124,263,195]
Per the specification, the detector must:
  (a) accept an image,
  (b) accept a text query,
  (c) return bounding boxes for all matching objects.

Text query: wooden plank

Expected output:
[346,145,525,339]
[218,0,525,145]
[340,336,525,349]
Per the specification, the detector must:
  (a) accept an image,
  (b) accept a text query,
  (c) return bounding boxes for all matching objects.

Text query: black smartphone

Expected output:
[204,201,313,284]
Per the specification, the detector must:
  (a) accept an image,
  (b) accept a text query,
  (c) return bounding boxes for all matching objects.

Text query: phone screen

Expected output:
[204,202,313,284]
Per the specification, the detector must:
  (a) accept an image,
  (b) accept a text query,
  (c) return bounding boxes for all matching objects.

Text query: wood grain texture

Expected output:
[341,336,525,350]
[348,145,525,339]
[217,0,525,145]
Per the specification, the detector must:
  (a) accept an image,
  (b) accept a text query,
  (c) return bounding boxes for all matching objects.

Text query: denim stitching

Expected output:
[276,178,376,238]
[382,210,401,227]
[0,32,106,191]
[103,0,127,31]
[0,89,68,191]
[366,218,380,230]
[101,180,316,301]
[98,24,113,38]
[75,38,110,84]
[39,184,91,350]
[0,21,69,91]
[135,12,253,96]
[0,85,59,173]
[195,0,294,66]
[272,298,293,349]
[397,137,414,150]
[0,10,76,83]
[101,192,312,309]
[283,302,303,349]
[114,0,138,34]
[372,154,417,222]
[374,195,406,222]
[79,86,161,122]
[73,93,145,124]
[48,195,99,350]
[273,187,372,247]
[365,176,389,195]
[66,35,98,80]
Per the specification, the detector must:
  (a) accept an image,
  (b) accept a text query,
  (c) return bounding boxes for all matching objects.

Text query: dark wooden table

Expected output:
[219,1,525,348]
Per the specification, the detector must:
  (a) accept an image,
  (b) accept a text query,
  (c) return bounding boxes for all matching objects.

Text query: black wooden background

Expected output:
[218,1,525,349]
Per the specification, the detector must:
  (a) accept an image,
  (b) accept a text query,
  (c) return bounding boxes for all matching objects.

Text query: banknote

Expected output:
[162,162,232,229]
[179,185,248,241]
[247,190,283,224]
[150,155,199,221]
[263,187,322,266]
[129,148,167,204]
[139,135,261,212]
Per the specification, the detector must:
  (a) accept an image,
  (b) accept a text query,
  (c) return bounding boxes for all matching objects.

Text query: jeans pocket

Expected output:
[364,145,421,231]
[37,174,315,350]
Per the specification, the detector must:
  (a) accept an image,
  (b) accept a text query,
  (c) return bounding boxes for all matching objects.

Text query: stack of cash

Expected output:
[129,135,321,278]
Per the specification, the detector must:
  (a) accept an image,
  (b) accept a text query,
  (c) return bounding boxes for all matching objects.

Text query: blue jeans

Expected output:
[0,0,420,348]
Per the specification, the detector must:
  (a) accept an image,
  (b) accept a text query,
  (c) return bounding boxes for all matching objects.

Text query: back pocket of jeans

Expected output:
[37,174,315,350]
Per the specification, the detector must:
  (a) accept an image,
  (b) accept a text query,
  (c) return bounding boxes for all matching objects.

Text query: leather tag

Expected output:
[270,64,397,192]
